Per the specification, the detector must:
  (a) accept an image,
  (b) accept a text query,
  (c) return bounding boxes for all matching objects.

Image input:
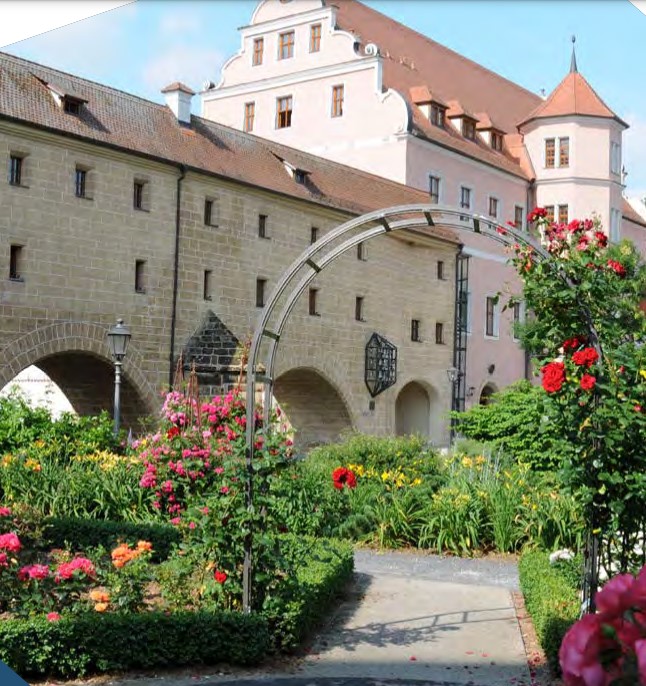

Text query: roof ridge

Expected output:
[0,50,170,111]
[337,0,541,103]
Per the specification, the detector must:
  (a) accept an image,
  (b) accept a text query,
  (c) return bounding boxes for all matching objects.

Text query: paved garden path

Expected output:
[90,550,532,686]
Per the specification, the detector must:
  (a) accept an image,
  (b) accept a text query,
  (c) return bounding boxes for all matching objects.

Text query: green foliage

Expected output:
[0,454,156,522]
[42,517,180,562]
[518,551,581,673]
[452,381,572,471]
[0,611,269,678]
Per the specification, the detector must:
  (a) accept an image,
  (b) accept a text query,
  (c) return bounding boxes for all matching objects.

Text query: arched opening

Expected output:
[273,367,353,450]
[0,353,151,430]
[479,383,497,406]
[395,381,431,438]
[0,365,74,417]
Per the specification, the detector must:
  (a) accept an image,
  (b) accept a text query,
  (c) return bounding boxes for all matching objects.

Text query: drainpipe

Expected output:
[169,165,187,388]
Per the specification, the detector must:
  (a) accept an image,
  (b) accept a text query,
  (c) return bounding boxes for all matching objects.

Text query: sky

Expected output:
[2,0,646,199]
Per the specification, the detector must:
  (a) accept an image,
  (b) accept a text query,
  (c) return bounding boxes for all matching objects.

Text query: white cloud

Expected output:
[141,45,224,93]
[623,113,646,197]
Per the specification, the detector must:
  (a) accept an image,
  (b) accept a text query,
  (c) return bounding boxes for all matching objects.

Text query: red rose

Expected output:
[541,361,566,394]
[567,219,583,233]
[214,570,227,584]
[332,467,357,490]
[594,231,608,247]
[572,347,599,368]
[563,336,583,352]
[167,426,180,439]
[46,612,61,622]
[580,374,596,391]
[607,259,626,277]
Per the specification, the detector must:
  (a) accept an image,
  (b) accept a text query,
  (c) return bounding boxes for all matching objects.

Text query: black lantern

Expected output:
[365,333,397,397]
[106,318,131,437]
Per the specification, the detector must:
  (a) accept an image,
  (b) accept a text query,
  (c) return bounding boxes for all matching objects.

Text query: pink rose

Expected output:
[635,639,646,684]
[0,507,12,517]
[596,574,635,619]
[559,613,611,686]
[46,612,61,622]
[0,532,21,553]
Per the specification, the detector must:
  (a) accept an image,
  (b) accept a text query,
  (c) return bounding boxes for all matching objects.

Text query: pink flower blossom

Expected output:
[170,517,181,526]
[596,573,635,619]
[0,552,9,567]
[220,486,230,495]
[0,507,12,517]
[214,467,224,475]
[47,612,61,622]
[18,564,50,581]
[55,557,95,581]
[559,613,611,686]
[0,532,21,553]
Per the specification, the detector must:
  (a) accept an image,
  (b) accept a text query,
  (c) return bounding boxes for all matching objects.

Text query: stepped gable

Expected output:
[0,51,457,243]
[332,0,542,178]
[518,70,627,128]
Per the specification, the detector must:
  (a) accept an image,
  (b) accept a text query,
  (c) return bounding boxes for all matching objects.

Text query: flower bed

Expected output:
[518,550,580,672]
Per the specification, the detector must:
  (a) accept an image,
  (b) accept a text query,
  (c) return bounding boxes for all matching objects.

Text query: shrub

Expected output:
[518,550,581,672]
[452,381,573,471]
[43,518,180,562]
[0,611,269,678]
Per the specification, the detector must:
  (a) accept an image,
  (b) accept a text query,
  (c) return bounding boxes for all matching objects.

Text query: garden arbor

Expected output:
[242,203,550,612]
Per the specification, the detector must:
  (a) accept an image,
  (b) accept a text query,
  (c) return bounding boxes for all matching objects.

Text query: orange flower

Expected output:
[89,589,110,603]
[136,541,152,552]
[94,602,109,613]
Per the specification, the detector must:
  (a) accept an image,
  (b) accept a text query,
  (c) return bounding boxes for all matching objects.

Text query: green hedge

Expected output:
[43,517,180,562]
[518,551,581,672]
[0,611,269,679]
[266,536,354,651]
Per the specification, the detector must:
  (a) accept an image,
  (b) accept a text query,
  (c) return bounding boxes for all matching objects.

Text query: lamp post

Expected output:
[446,366,462,445]
[107,318,131,437]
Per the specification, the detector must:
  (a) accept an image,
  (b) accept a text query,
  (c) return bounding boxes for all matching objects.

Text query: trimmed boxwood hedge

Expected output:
[266,536,354,651]
[518,550,581,672]
[0,611,269,679]
[43,517,180,562]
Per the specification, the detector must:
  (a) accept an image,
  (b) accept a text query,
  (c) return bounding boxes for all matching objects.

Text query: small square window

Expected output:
[355,296,364,322]
[252,37,264,66]
[75,167,87,198]
[430,104,445,128]
[204,199,218,226]
[545,138,555,168]
[8,155,23,186]
[435,322,445,345]
[9,244,23,281]
[135,260,146,294]
[545,205,555,223]
[63,98,82,115]
[276,96,293,129]
[310,226,319,244]
[411,319,421,342]
[310,24,321,52]
[437,261,445,280]
[256,278,266,308]
[331,85,344,118]
[558,204,569,224]
[203,270,212,301]
[278,31,294,60]
[258,213,269,238]
[244,102,255,132]
[357,242,367,261]
[429,175,441,204]
[309,287,319,316]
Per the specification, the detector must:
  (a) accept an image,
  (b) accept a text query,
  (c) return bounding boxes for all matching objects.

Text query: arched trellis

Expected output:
[240,203,554,612]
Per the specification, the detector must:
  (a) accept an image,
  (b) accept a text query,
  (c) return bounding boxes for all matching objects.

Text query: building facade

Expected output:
[0,50,461,448]
[202,0,646,406]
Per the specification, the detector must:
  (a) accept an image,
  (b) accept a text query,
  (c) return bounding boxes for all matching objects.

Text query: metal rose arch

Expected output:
[241,203,551,613]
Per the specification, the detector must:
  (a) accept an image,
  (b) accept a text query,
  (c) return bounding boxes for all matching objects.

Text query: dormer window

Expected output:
[64,98,82,115]
[462,119,476,141]
[430,103,445,128]
[491,131,504,152]
[41,78,87,114]
[293,169,308,184]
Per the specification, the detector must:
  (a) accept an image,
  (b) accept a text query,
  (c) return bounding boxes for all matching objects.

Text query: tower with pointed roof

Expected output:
[518,38,627,238]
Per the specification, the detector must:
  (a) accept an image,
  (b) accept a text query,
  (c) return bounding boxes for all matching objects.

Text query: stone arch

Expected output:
[395,380,444,444]
[273,366,354,450]
[479,383,498,406]
[0,321,157,429]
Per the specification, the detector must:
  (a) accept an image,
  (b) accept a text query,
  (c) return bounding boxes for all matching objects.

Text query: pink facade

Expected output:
[201,0,646,433]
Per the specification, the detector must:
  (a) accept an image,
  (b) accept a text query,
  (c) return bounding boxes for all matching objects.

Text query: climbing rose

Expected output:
[0,532,21,553]
[607,259,626,277]
[214,570,227,584]
[580,374,596,391]
[541,361,566,394]
[332,467,357,490]
[572,347,599,368]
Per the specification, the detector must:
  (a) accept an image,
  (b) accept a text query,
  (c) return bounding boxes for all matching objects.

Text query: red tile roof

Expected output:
[623,199,646,228]
[0,51,458,244]
[332,0,543,179]
[518,71,627,128]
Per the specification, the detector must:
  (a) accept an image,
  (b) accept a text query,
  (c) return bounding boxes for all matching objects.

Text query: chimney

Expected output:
[161,82,195,125]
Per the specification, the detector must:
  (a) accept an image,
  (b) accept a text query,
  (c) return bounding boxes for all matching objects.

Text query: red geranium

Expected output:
[166,426,180,439]
[528,207,548,223]
[332,467,357,490]
[541,361,566,394]
[580,374,596,391]
[214,570,227,584]
[572,347,599,368]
